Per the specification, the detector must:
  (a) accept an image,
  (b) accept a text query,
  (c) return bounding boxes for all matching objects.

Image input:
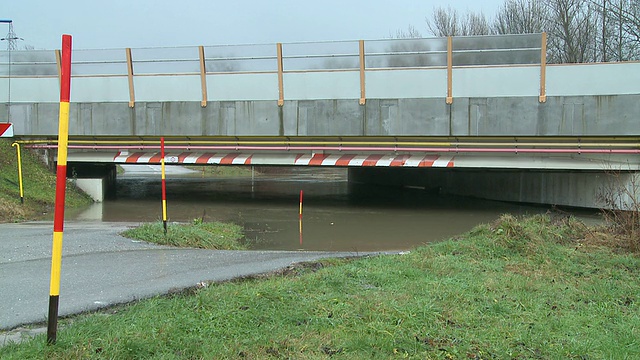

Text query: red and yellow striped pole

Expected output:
[47,34,72,345]
[161,137,168,234]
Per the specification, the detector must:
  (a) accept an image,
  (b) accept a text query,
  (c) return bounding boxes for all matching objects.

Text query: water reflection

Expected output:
[69,168,592,251]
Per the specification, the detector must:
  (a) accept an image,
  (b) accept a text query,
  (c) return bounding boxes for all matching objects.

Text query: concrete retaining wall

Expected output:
[7,94,640,137]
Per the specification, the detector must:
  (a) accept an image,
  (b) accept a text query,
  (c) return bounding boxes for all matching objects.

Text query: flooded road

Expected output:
[69,167,592,252]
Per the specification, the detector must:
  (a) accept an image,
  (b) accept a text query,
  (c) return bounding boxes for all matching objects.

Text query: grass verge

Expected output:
[120,221,246,250]
[2,214,639,358]
[0,139,92,222]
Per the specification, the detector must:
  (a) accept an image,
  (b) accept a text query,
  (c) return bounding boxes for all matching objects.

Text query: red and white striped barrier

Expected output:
[0,123,13,137]
[113,151,455,168]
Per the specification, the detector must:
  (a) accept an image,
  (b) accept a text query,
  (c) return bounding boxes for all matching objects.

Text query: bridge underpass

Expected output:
[2,34,640,208]
[16,135,639,209]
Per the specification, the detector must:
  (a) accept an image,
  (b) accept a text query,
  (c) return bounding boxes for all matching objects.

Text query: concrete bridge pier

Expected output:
[66,163,117,202]
[349,168,640,210]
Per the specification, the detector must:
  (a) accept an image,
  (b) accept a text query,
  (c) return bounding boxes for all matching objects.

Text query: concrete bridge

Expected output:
[1,34,639,208]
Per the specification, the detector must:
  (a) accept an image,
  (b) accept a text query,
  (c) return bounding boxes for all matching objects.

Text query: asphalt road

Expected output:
[0,221,370,331]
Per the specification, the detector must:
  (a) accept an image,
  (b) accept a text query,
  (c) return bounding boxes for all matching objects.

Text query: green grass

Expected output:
[2,214,638,358]
[121,221,246,250]
[0,139,92,222]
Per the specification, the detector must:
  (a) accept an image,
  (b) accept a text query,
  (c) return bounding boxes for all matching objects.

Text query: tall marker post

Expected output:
[161,137,168,234]
[47,34,72,345]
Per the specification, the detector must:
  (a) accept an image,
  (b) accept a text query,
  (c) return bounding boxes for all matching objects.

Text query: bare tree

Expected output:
[496,0,640,61]
[620,0,640,40]
[598,0,612,61]
[426,6,494,36]
[427,6,461,36]
[608,0,632,60]
[391,24,423,39]
[394,0,640,63]
[545,0,599,63]
[617,0,640,58]
[494,0,550,34]
[592,0,640,61]
[461,12,493,35]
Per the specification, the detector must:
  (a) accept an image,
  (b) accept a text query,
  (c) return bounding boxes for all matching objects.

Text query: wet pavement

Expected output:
[0,221,379,332]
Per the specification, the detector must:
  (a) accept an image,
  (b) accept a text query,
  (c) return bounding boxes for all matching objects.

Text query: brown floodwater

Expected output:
[68,167,599,251]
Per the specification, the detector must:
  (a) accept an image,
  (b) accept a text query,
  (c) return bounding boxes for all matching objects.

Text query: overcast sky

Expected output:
[3,1,504,50]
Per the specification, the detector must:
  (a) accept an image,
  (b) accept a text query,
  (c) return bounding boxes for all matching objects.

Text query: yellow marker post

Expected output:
[11,142,24,204]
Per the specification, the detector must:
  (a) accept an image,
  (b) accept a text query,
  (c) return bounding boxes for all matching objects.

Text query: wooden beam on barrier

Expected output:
[126,48,135,108]
[446,36,453,105]
[55,49,62,86]
[199,45,208,107]
[539,32,547,103]
[359,39,366,105]
[277,43,284,107]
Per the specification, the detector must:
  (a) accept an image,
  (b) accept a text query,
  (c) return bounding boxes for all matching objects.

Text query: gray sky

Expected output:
[3,1,504,50]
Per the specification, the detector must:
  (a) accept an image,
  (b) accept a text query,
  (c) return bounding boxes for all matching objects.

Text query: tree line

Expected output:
[396,0,640,63]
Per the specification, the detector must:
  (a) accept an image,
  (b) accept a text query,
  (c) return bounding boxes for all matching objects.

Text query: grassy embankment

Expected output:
[121,220,246,250]
[0,139,91,222]
[1,214,638,359]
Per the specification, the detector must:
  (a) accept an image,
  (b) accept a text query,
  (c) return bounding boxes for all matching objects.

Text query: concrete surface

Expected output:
[0,221,373,335]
